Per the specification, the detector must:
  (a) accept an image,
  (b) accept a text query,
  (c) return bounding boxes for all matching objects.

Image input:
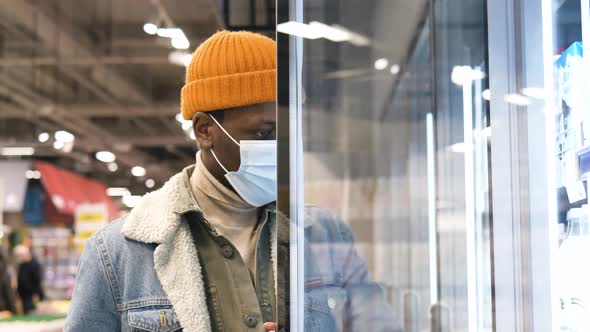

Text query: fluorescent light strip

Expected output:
[277,21,323,39]
[309,22,350,42]
[0,147,35,156]
[156,27,184,38]
[278,21,371,47]
[106,187,130,197]
[131,166,146,177]
[55,130,75,143]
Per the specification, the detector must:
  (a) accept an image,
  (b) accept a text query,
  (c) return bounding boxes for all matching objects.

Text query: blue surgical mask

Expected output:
[208,114,277,207]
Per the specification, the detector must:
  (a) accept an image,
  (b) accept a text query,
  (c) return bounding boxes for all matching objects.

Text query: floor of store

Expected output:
[0,300,69,331]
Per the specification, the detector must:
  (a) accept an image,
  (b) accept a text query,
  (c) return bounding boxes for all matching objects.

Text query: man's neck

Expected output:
[190,151,257,217]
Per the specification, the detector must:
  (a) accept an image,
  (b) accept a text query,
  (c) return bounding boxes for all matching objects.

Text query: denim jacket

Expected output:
[65,166,400,332]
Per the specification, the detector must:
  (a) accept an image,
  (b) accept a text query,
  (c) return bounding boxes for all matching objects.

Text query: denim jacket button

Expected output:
[244,314,258,328]
[327,296,337,309]
[220,245,234,258]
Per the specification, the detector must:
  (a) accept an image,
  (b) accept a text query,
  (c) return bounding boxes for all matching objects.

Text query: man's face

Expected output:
[193,102,276,187]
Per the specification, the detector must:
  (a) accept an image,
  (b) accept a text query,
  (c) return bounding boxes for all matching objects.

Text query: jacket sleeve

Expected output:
[335,222,403,332]
[64,236,120,331]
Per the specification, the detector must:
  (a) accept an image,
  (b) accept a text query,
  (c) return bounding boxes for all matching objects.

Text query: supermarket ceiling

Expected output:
[0,0,430,197]
[0,0,274,195]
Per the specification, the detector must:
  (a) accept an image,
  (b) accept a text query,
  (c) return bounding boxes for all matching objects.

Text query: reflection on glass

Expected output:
[551,0,590,330]
[280,0,492,331]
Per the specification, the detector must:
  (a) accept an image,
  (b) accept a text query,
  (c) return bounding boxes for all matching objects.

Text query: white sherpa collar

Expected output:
[122,166,200,244]
[122,165,211,332]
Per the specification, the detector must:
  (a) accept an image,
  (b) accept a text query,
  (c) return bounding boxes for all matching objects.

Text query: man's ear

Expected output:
[192,112,214,150]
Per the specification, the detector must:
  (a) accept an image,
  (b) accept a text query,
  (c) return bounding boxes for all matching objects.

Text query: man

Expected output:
[14,245,44,314]
[66,31,398,331]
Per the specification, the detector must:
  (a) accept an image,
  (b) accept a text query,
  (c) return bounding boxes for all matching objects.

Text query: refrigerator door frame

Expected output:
[487,0,557,331]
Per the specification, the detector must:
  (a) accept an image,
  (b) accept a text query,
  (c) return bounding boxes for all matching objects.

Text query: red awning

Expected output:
[35,161,118,223]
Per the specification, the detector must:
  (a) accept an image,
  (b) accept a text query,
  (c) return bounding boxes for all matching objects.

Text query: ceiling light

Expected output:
[53,141,65,150]
[482,89,491,101]
[157,27,184,38]
[26,170,42,179]
[106,187,131,197]
[447,142,472,153]
[521,87,545,99]
[451,66,486,86]
[176,112,193,129]
[333,25,370,46]
[96,151,116,163]
[145,179,155,188]
[143,22,158,35]
[131,166,146,177]
[62,142,74,153]
[0,147,35,156]
[155,27,190,50]
[38,132,50,143]
[171,36,190,50]
[277,21,323,39]
[55,130,75,143]
[183,54,192,67]
[122,195,141,208]
[504,93,531,106]
[168,51,192,67]
[309,22,350,42]
[107,162,118,172]
[374,58,389,70]
[390,64,400,75]
[277,21,370,46]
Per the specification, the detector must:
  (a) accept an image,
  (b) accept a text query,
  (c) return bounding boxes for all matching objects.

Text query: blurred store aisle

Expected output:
[0,300,69,331]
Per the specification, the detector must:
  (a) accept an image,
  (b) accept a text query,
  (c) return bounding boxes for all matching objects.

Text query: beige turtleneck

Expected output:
[190,151,262,275]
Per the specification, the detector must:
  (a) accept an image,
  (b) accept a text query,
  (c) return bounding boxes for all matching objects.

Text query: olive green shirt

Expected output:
[187,207,276,332]
[184,155,276,331]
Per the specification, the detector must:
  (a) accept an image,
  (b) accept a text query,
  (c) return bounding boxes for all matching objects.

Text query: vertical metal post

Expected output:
[487,0,557,331]
[276,0,304,331]
[487,0,528,331]
[462,80,477,332]
[426,112,438,306]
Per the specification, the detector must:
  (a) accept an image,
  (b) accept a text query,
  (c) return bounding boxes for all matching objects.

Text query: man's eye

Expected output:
[255,130,273,138]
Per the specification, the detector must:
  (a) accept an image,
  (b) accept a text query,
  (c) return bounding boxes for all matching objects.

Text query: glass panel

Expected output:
[432,1,492,331]
[486,0,590,330]
[277,0,492,331]
[547,0,590,330]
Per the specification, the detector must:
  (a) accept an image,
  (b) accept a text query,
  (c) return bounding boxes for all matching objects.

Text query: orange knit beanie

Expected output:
[181,30,276,120]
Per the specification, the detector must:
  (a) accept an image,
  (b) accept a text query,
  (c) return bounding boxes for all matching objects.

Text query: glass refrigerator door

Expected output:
[277,0,492,331]
[278,0,590,330]
[487,0,590,331]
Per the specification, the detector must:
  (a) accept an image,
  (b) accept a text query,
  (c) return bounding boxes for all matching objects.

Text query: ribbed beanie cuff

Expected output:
[181,69,275,120]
